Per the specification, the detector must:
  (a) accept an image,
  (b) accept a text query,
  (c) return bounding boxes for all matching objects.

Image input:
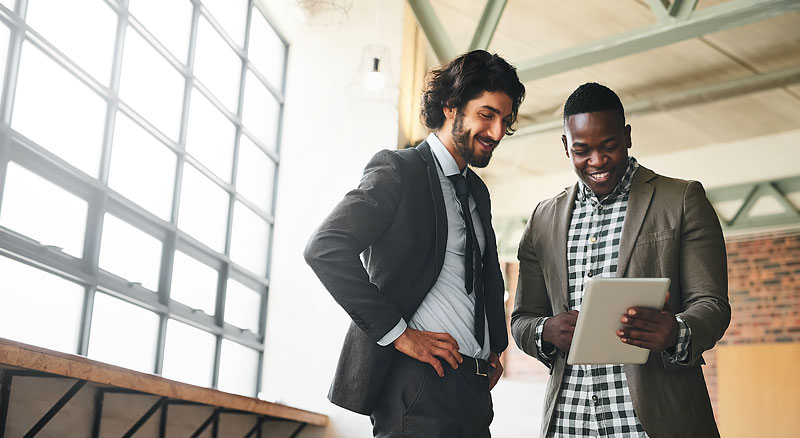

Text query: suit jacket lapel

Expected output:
[466,170,493,258]
[554,185,577,304]
[416,142,448,273]
[616,166,656,277]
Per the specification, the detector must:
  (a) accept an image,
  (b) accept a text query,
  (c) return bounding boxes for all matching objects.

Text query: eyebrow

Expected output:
[481,105,503,115]
[571,136,619,147]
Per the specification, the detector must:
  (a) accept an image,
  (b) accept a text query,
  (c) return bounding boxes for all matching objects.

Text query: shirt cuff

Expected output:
[377,318,407,346]
[663,315,692,364]
[534,317,557,359]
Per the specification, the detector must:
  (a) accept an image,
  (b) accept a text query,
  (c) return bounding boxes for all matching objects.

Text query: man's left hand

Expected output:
[616,292,678,352]
[488,351,503,390]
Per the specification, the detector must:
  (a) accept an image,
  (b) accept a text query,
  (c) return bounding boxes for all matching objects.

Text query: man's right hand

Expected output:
[542,310,579,352]
[393,328,463,377]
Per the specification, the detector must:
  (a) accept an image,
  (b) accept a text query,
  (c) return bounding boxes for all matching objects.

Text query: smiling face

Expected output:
[562,110,632,197]
[441,90,513,170]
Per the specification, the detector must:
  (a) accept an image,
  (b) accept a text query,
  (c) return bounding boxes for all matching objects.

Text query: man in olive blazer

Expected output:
[512,83,730,438]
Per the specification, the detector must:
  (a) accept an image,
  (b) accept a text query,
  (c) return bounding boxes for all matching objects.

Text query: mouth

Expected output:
[475,136,498,152]
[586,169,613,184]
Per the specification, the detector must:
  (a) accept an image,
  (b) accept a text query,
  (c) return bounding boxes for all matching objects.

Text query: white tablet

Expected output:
[567,278,670,365]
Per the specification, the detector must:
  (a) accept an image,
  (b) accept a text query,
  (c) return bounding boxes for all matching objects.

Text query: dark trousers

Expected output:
[370,354,494,438]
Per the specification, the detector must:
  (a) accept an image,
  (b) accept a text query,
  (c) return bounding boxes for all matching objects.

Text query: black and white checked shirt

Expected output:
[534,157,691,437]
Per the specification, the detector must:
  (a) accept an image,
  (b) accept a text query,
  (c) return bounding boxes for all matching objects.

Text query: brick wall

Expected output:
[501,229,800,413]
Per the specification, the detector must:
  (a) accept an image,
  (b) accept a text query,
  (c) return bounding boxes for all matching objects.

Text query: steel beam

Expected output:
[23,380,87,438]
[469,0,508,51]
[669,0,700,20]
[516,0,800,82]
[407,0,457,62]
[122,396,167,438]
[644,0,671,21]
[513,64,800,137]
[0,371,10,438]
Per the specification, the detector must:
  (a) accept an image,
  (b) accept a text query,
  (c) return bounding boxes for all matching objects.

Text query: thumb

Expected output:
[662,291,672,312]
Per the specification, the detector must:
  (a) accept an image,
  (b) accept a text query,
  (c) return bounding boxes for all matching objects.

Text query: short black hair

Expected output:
[563,82,625,125]
[420,50,525,135]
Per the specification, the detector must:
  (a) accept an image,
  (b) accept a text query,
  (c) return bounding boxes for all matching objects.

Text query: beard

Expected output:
[452,111,492,168]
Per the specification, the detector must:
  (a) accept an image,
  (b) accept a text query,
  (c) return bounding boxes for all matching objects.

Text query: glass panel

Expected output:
[0,162,87,257]
[12,41,106,176]
[229,201,269,277]
[0,255,84,353]
[109,112,177,220]
[119,27,185,141]
[185,88,235,182]
[88,293,159,373]
[217,340,258,397]
[98,214,162,291]
[242,70,280,152]
[128,0,193,63]
[224,278,261,333]
[201,0,247,48]
[248,8,285,90]
[0,24,10,93]
[161,319,215,386]
[0,1,13,11]
[193,16,241,113]
[170,251,217,315]
[236,135,275,214]
[177,164,229,253]
[26,0,117,84]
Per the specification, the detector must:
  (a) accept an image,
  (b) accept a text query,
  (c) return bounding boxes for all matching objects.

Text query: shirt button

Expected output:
[589,235,597,244]
[587,270,593,277]
[592,395,598,402]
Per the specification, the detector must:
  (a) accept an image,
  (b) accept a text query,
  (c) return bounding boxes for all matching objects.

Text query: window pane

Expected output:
[88,293,159,372]
[99,214,162,291]
[170,251,217,315]
[202,0,247,48]
[0,24,10,92]
[249,8,284,90]
[236,135,275,214]
[193,16,241,112]
[186,88,235,182]
[0,1,12,11]
[224,278,260,333]
[119,28,185,140]
[129,0,193,63]
[109,112,176,220]
[0,162,87,257]
[0,256,83,353]
[177,164,229,252]
[161,319,215,386]
[229,201,269,277]
[242,70,280,152]
[12,41,106,176]
[217,340,258,397]
[26,0,117,84]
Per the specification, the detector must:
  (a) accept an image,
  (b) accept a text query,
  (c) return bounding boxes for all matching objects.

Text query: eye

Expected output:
[573,149,588,156]
[480,113,492,120]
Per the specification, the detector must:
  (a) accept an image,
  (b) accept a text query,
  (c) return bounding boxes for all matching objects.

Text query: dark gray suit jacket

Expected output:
[511,166,730,438]
[304,141,508,415]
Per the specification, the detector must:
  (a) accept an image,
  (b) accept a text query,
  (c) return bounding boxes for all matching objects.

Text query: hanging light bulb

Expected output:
[363,57,387,92]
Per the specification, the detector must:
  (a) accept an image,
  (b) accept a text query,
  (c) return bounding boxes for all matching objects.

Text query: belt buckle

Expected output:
[475,357,488,377]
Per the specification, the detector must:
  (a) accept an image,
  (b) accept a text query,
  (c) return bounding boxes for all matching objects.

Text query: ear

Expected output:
[625,124,632,149]
[562,134,569,158]
[443,106,457,121]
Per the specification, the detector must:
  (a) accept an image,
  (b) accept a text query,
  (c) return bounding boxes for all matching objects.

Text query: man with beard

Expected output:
[304,50,525,437]
[512,83,729,437]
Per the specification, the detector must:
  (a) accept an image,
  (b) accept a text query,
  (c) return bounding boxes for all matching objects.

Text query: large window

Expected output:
[0,0,286,398]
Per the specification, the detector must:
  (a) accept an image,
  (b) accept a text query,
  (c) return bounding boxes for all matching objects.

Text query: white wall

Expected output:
[258,1,404,436]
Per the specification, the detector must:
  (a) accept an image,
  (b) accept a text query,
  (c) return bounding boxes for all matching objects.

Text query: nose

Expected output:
[489,118,505,141]
[588,150,606,167]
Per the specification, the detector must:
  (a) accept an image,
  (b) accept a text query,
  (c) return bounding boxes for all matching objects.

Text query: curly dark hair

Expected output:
[420,50,525,135]
[563,82,625,126]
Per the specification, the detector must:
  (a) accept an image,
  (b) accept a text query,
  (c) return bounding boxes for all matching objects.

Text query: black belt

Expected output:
[453,354,490,378]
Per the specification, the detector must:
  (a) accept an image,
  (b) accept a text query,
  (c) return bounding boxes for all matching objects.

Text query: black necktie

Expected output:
[448,174,485,347]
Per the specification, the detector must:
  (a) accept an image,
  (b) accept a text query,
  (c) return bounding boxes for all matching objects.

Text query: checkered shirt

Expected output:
[533,157,692,437]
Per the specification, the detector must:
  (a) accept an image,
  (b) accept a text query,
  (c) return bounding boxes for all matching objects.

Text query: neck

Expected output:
[434,130,467,171]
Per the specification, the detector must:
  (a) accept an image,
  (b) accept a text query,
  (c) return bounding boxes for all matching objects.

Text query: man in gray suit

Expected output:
[305,50,525,437]
[511,82,730,438]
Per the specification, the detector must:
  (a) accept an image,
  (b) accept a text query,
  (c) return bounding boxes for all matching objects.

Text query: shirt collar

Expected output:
[427,132,466,177]
[577,156,639,204]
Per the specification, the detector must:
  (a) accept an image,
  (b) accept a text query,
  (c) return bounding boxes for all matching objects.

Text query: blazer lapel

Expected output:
[554,185,577,304]
[416,142,448,273]
[466,170,493,257]
[616,166,656,277]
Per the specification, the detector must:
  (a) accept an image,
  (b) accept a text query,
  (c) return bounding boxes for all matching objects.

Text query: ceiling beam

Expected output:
[407,0,457,62]
[644,0,671,21]
[516,0,800,83]
[513,64,800,137]
[669,0,700,20]
[469,0,508,51]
